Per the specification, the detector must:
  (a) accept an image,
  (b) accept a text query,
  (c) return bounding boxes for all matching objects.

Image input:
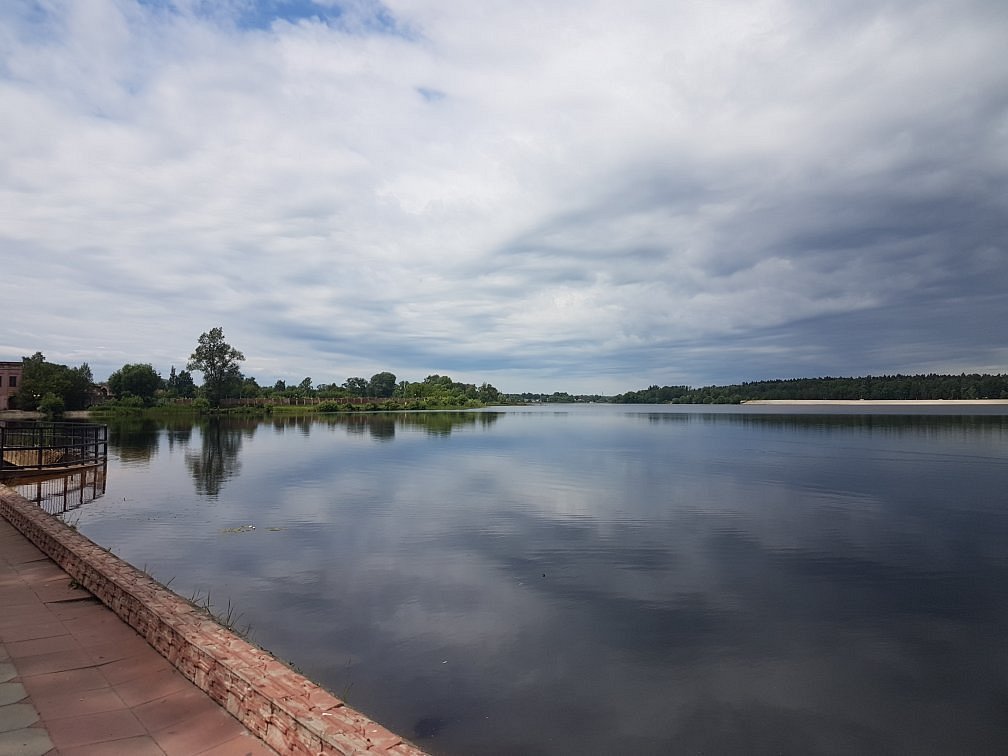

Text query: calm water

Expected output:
[63,405,1008,754]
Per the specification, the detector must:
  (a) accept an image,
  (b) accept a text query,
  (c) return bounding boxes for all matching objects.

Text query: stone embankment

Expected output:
[0,485,427,756]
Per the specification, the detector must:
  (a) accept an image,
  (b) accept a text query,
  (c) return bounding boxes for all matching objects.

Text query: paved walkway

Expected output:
[0,515,277,756]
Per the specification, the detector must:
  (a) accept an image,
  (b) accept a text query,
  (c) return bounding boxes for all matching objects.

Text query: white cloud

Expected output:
[1,0,1006,391]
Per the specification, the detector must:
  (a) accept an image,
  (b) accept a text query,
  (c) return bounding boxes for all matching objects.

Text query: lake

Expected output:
[52,405,1008,754]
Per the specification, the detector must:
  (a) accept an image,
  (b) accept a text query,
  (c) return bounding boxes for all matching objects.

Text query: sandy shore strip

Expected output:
[743,399,1008,405]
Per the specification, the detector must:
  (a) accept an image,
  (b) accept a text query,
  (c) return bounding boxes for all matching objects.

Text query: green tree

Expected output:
[175,370,197,399]
[68,363,94,408]
[38,392,65,417]
[187,327,245,407]
[368,372,397,398]
[240,376,262,398]
[477,382,501,403]
[17,353,93,411]
[344,376,368,397]
[107,363,162,404]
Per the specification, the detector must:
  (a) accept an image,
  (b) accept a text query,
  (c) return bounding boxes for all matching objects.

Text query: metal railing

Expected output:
[11,464,108,514]
[0,421,108,480]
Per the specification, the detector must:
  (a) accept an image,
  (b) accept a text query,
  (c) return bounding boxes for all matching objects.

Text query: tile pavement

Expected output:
[0,514,277,755]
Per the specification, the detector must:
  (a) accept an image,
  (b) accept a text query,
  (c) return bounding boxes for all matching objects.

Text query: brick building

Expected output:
[0,361,22,410]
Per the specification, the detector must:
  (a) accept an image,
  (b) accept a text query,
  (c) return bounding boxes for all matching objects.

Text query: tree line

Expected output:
[614,374,1008,404]
[9,327,1005,414]
[9,327,502,413]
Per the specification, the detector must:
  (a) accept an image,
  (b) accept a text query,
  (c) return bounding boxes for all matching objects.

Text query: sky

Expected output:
[2,0,1006,394]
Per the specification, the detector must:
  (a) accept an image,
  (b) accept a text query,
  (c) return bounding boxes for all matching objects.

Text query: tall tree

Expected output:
[107,363,162,404]
[175,369,197,399]
[66,363,94,410]
[477,382,501,403]
[368,371,397,398]
[187,327,245,407]
[240,376,262,397]
[17,353,94,411]
[344,376,368,397]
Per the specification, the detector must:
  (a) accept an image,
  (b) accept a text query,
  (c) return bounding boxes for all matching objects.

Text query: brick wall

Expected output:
[0,361,21,410]
[0,485,427,756]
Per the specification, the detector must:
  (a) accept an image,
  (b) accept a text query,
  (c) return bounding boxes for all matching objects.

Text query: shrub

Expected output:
[38,392,65,417]
[317,401,352,413]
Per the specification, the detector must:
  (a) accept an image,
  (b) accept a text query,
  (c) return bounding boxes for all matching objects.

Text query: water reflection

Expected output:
[75,406,1008,754]
[184,418,256,498]
[316,411,501,438]
[344,414,397,441]
[633,409,1008,433]
[12,464,107,515]
[270,414,314,436]
[107,416,162,464]
[163,417,194,452]
[175,412,499,496]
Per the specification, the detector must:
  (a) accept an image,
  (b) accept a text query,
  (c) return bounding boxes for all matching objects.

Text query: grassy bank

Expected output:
[83,397,499,420]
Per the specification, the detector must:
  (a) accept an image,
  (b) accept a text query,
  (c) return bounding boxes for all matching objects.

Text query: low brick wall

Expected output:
[0,485,426,756]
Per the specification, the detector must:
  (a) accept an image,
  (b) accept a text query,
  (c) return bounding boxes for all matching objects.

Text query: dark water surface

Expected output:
[69,405,1008,754]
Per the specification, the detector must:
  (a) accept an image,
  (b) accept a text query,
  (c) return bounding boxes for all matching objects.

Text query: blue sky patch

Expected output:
[417,87,446,103]
[235,0,337,29]
[134,0,407,35]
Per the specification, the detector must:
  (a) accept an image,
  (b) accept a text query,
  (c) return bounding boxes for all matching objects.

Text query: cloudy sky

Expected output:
[2,0,1006,393]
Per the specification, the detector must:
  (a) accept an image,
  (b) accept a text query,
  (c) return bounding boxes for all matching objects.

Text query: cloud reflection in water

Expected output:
[86,408,1008,754]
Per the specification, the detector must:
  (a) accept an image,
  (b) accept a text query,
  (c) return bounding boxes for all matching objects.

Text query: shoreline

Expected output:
[0,485,427,755]
[743,399,1008,405]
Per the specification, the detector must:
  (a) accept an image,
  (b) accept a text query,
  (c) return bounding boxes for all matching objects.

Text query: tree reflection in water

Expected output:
[106,416,161,464]
[109,411,501,496]
[319,411,500,440]
[344,414,396,440]
[185,418,256,498]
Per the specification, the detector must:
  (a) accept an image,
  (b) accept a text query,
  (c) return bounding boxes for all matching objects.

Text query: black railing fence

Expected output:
[11,464,108,514]
[0,421,108,479]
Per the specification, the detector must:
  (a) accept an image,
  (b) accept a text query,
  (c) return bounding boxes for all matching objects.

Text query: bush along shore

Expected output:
[6,330,506,418]
[611,374,1008,405]
[86,394,502,418]
[8,337,1007,416]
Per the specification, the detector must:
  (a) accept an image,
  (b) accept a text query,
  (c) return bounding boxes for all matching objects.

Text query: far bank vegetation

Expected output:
[611,374,1008,405]
[6,327,1006,416]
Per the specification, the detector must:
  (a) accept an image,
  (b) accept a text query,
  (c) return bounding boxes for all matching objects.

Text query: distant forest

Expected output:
[612,374,1008,404]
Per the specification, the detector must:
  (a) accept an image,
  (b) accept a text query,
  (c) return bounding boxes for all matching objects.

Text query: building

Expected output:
[0,361,23,410]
